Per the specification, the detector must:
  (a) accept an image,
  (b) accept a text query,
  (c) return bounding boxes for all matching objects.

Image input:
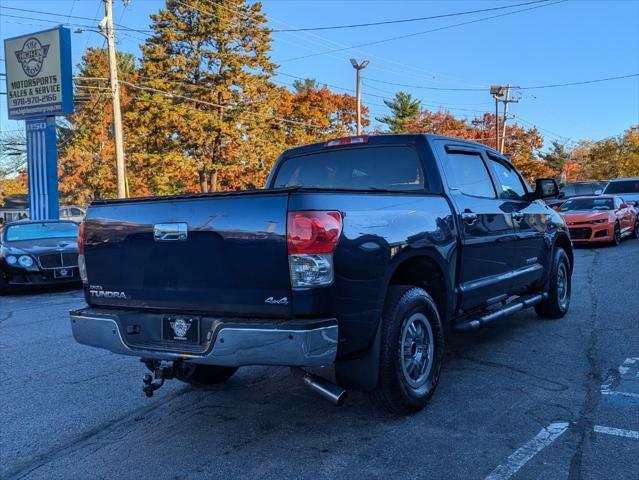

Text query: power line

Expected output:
[0,5,99,23]
[363,73,639,92]
[362,77,484,92]
[279,0,567,62]
[520,73,639,90]
[271,0,550,32]
[0,13,96,30]
[179,0,489,88]
[77,76,330,131]
[0,6,152,34]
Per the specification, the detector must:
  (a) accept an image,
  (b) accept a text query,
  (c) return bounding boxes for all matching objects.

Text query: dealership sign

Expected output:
[3,27,73,220]
[4,27,73,120]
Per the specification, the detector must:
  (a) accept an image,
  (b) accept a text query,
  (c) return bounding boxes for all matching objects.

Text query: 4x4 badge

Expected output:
[265,296,288,305]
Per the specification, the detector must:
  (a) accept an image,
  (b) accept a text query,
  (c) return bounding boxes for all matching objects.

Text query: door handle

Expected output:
[460,211,478,224]
[154,223,188,241]
[512,211,524,220]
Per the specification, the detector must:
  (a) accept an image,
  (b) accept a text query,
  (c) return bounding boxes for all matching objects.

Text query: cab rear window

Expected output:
[273,146,424,191]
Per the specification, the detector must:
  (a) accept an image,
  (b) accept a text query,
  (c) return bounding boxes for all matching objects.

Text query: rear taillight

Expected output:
[78,221,87,283]
[78,221,85,255]
[287,211,342,289]
[287,211,342,255]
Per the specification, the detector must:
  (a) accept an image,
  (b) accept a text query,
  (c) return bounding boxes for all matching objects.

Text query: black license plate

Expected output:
[162,316,200,344]
[54,268,73,278]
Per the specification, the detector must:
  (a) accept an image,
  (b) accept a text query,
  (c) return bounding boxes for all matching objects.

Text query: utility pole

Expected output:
[500,85,520,154]
[350,59,369,135]
[103,0,127,198]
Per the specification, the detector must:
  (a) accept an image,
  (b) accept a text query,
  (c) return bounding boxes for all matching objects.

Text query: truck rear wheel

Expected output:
[370,285,444,414]
[176,364,238,386]
[535,247,571,319]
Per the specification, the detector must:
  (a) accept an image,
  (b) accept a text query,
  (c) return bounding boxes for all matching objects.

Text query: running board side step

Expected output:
[453,293,547,332]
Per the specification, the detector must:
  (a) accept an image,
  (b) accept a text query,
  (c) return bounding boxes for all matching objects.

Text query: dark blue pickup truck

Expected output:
[70,134,573,414]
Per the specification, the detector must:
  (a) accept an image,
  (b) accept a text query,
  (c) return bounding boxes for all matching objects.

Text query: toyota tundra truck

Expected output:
[70,134,573,414]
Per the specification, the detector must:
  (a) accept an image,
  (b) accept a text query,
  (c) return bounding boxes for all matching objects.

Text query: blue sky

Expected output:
[1,0,638,149]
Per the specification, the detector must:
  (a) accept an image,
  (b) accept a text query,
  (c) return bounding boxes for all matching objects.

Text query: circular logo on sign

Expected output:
[170,318,191,339]
[14,37,50,78]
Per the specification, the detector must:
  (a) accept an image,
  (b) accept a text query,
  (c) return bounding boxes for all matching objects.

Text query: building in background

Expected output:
[0,195,29,223]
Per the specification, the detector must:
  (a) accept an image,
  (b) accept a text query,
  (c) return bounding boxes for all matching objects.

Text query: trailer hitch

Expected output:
[142,360,179,397]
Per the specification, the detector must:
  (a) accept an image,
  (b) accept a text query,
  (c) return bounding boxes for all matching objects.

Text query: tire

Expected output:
[535,248,571,319]
[176,364,238,386]
[370,285,444,414]
[612,222,621,246]
[632,217,639,239]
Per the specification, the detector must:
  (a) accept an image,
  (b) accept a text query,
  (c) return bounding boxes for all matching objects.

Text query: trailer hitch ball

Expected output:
[142,360,177,397]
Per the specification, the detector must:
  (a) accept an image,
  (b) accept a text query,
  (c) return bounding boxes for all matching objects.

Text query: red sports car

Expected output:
[559,195,639,245]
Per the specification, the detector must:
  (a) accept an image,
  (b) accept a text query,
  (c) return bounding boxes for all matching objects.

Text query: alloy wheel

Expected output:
[556,262,569,309]
[399,312,434,388]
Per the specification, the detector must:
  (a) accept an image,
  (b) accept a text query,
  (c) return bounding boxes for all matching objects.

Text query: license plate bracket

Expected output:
[162,316,200,344]
[54,268,73,278]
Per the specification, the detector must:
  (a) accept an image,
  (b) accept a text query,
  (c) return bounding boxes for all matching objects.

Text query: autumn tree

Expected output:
[0,131,27,202]
[577,125,639,180]
[377,92,422,133]
[57,48,138,203]
[276,81,368,144]
[138,0,277,192]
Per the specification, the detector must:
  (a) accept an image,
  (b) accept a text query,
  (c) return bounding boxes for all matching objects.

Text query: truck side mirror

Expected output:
[535,178,560,198]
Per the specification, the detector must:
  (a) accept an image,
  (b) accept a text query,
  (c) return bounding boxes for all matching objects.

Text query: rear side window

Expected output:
[604,180,639,194]
[575,184,598,195]
[273,146,424,191]
[488,159,527,200]
[440,152,495,198]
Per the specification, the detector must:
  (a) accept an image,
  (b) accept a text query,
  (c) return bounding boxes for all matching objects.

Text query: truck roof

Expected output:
[282,133,501,158]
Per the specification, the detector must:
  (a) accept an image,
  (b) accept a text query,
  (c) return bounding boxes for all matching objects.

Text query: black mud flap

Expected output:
[335,319,382,391]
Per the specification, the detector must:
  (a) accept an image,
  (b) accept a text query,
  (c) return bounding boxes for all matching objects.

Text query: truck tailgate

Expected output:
[83,191,291,316]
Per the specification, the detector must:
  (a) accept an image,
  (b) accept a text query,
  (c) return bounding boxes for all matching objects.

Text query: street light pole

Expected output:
[350,59,369,136]
[490,85,506,153]
[494,95,500,153]
[104,0,127,198]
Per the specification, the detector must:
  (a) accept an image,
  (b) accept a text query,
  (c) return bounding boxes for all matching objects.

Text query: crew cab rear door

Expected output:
[433,142,516,311]
[484,155,547,292]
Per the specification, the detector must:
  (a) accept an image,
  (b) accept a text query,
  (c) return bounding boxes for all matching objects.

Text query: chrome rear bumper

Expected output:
[70,308,338,368]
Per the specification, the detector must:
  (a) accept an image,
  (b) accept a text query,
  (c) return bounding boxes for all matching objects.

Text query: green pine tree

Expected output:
[377,91,422,133]
[539,140,571,175]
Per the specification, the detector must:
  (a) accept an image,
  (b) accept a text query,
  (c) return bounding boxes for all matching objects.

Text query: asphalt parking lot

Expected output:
[1,240,638,480]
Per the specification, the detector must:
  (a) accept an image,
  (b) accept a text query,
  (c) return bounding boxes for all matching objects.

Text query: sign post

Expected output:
[3,27,73,220]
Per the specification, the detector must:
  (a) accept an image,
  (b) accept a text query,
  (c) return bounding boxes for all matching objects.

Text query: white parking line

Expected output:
[484,422,569,480]
[602,390,639,399]
[600,357,639,400]
[594,425,639,440]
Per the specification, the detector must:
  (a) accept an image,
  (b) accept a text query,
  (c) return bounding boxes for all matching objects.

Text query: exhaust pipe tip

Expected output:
[292,368,348,406]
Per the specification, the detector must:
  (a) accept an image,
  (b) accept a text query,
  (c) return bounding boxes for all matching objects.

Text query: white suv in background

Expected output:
[60,206,86,223]
[603,178,639,207]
